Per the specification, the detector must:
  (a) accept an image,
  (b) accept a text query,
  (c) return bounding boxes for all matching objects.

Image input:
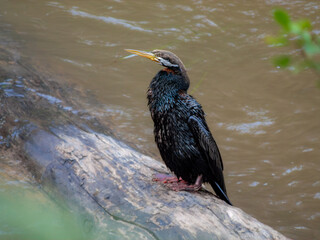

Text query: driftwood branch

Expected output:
[25,125,285,239]
[0,43,289,240]
[24,124,288,240]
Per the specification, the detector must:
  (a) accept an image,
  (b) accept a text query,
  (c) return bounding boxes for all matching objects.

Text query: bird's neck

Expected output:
[151,68,189,91]
[147,69,189,113]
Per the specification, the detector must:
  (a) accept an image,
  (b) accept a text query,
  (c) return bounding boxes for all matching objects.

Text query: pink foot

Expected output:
[153,174,203,192]
[167,181,202,192]
[152,173,183,183]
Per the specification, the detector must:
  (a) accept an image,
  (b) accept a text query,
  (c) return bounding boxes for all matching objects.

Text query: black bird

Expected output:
[125,49,232,205]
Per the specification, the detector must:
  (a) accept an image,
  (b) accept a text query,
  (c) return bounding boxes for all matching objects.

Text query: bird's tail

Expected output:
[211,181,232,206]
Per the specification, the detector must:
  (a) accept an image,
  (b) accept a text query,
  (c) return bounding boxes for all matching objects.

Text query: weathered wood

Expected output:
[0,41,289,240]
[26,125,289,240]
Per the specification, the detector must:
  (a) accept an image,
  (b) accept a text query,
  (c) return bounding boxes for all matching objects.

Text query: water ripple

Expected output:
[69,8,152,33]
[282,165,303,176]
[219,107,274,134]
[225,121,274,134]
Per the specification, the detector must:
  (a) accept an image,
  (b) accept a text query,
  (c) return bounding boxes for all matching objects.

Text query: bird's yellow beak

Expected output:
[125,49,159,63]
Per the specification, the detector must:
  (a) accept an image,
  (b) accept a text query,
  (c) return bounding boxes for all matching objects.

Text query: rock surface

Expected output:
[0,40,290,239]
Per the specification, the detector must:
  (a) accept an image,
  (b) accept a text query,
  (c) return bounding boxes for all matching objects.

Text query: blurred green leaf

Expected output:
[290,22,302,35]
[273,9,291,31]
[301,31,312,43]
[268,8,320,86]
[273,55,291,68]
[0,190,94,240]
[304,41,320,57]
[290,20,311,35]
[296,19,312,31]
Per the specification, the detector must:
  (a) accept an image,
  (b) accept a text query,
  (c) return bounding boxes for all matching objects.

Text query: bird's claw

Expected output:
[152,173,180,183]
[166,182,202,192]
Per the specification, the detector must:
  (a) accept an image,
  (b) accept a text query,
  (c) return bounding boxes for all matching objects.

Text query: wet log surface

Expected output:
[0,39,289,239]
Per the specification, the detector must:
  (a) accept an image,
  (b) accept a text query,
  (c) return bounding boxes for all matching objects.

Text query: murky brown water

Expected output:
[1,0,320,239]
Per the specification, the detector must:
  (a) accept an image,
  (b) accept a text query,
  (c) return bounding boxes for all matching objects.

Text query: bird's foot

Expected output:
[152,173,183,184]
[167,181,202,192]
[168,174,203,192]
[153,174,203,192]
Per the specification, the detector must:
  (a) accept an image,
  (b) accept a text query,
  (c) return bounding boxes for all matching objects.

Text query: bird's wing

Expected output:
[188,115,224,171]
[188,115,231,203]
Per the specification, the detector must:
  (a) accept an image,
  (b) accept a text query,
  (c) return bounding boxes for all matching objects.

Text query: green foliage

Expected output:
[273,55,291,68]
[0,188,94,240]
[267,9,320,84]
[273,9,291,31]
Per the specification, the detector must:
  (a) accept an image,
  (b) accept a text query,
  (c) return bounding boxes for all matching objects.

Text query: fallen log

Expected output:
[0,41,289,240]
[26,124,289,240]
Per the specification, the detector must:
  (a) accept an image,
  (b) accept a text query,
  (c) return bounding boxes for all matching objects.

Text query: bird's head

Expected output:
[125,49,186,69]
[125,49,190,90]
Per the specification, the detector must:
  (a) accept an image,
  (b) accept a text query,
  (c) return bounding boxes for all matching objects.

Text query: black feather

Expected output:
[188,116,232,205]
